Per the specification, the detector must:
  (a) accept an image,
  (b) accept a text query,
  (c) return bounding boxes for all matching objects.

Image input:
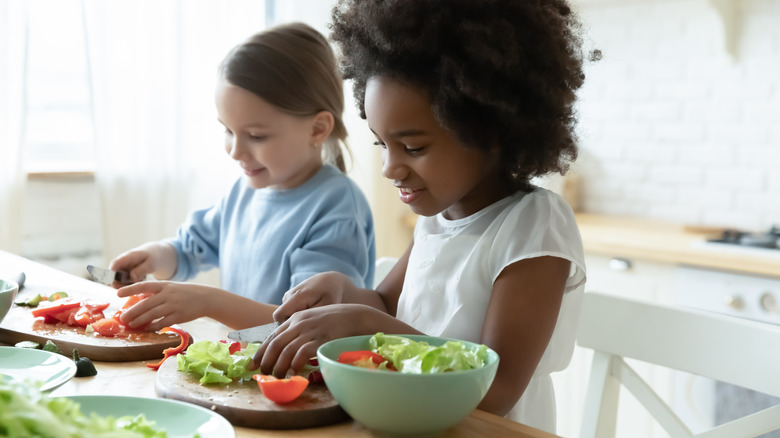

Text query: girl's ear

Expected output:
[310,111,335,148]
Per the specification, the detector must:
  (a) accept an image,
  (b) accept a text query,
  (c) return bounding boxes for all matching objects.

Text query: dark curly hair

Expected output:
[330,0,587,191]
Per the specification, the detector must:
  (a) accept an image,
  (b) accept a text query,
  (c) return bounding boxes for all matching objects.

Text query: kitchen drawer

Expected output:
[584,254,676,304]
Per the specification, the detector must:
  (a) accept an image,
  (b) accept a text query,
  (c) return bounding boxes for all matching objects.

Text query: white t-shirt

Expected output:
[396,187,586,434]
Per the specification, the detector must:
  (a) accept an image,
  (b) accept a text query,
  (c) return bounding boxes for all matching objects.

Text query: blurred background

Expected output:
[1,1,779,436]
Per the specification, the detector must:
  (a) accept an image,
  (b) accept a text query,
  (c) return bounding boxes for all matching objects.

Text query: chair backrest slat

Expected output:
[578,292,780,438]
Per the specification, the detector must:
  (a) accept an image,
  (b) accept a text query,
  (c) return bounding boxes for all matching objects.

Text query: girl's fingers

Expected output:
[291,340,320,374]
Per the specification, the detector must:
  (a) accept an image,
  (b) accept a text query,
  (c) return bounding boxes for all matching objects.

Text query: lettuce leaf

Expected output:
[0,378,173,437]
[176,340,260,384]
[368,333,489,374]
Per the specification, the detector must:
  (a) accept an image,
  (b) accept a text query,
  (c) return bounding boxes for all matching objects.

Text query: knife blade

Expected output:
[86,265,133,286]
[227,321,281,343]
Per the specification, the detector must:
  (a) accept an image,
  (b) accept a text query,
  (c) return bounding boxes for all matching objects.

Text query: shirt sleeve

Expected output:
[489,189,586,293]
[166,202,223,281]
[289,216,374,289]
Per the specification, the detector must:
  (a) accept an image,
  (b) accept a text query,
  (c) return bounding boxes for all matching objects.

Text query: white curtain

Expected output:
[0,0,27,254]
[81,0,266,264]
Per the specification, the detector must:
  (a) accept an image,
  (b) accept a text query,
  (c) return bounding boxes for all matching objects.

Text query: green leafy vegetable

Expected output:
[0,379,173,437]
[177,340,260,384]
[368,333,489,374]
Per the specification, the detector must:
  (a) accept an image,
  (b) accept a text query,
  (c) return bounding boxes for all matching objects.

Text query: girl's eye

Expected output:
[405,146,424,154]
[372,140,387,149]
[249,134,267,141]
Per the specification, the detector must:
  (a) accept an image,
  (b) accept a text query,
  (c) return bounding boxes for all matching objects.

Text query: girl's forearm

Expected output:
[195,285,277,329]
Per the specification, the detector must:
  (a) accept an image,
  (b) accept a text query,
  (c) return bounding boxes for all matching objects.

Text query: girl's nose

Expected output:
[226,137,242,160]
[381,148,408,181]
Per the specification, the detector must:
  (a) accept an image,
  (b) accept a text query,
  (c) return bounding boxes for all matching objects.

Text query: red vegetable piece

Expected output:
[91,317,122,337]
[337,350,388,366]
[252,375,309,404]
[83,301,110,313]
[146,326,190,370]
[31,301,81,319]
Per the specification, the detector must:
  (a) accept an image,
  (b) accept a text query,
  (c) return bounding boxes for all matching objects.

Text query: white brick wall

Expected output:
[575,0,780,231]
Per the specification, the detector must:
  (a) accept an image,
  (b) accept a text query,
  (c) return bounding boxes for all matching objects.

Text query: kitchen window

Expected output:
[24,0,94,176]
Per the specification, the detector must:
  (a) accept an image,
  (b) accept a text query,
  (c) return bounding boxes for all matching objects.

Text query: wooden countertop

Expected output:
[576,213,780,278]
[0,250,557,438]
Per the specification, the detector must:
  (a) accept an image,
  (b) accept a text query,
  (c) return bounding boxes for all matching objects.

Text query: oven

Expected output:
[672,259,780,436]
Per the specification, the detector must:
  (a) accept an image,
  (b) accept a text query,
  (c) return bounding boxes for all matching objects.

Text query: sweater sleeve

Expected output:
[289,216,374,289]
[166,202,223,281]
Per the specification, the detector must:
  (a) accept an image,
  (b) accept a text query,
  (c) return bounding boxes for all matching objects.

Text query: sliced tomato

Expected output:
[91,317,122,337]
[31,301,81,318]
[252,375,309,404]
[83,301,110,313]
[122,293,151,310]
[337,350,390,369]
[74,307,105,327]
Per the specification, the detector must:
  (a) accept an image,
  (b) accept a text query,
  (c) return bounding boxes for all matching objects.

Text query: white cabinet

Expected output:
[553,254,677,438]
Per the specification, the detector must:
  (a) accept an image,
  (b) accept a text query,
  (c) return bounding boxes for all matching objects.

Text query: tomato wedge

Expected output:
[252,375,309,404]
[122,293,151,310]
[146,327,190,370]
[91,317,122,337]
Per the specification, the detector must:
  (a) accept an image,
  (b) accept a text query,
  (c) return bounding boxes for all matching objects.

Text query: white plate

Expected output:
[67,395,235,438]
[0,346,77,391]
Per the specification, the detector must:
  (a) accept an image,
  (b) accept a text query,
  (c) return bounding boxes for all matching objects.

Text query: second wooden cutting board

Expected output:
[154,357,349,429]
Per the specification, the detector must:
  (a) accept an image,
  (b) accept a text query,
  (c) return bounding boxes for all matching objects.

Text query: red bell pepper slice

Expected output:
[252,375,309,404]
[337,350,391,369]
[218,339,241,354]
[146,326,190,370]
[31,301,81,318]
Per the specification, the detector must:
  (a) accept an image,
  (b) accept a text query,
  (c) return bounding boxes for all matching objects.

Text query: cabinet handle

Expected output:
[723,294,745,310]
[760,292,778,314]
[608,258,632,271]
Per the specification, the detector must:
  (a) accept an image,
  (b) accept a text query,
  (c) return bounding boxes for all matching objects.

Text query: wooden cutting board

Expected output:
[155,357,349,429]
[0,283,180,362]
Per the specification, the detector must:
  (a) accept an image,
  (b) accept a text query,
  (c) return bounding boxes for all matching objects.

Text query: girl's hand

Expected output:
[116,281,209,331]
[109,242,177,285]
[252,304,406,378]
[273,272,354,322]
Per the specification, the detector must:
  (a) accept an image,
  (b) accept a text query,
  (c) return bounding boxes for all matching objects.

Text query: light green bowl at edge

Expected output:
[0,279,19,324]
[317,335,499,437]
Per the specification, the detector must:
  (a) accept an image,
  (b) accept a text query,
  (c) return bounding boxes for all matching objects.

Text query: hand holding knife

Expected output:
[87,265,134,288]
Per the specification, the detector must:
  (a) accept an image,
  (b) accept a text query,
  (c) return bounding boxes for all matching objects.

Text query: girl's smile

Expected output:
[365,76,509,219]
[215,80,324,190]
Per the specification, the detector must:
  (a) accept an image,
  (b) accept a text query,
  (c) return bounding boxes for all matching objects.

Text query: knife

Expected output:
[86,265,133,286]
[227,321,281,343]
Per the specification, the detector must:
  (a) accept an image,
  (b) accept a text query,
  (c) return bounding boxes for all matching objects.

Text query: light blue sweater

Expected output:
[166,165,375,305]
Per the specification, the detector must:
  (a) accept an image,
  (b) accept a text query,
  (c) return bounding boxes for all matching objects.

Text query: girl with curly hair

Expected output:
[253,1,588,432]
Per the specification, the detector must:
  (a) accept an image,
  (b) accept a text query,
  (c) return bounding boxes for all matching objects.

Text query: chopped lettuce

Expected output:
[368,333,489,374]
[0,379,173,437]
[177,340,260,384]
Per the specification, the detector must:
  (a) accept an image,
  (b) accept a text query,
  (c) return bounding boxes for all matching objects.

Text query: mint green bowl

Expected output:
[317,335,499,437]
[0,279,19,324]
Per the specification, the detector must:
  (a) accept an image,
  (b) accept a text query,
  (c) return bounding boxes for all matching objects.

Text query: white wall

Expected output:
[575,0,780,231]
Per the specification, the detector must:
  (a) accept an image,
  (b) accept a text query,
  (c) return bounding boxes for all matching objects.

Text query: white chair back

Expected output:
[375,256,398,285]
[577,292,780,438]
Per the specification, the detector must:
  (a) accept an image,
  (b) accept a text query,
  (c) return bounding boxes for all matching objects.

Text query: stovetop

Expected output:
[707,227,780,250]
